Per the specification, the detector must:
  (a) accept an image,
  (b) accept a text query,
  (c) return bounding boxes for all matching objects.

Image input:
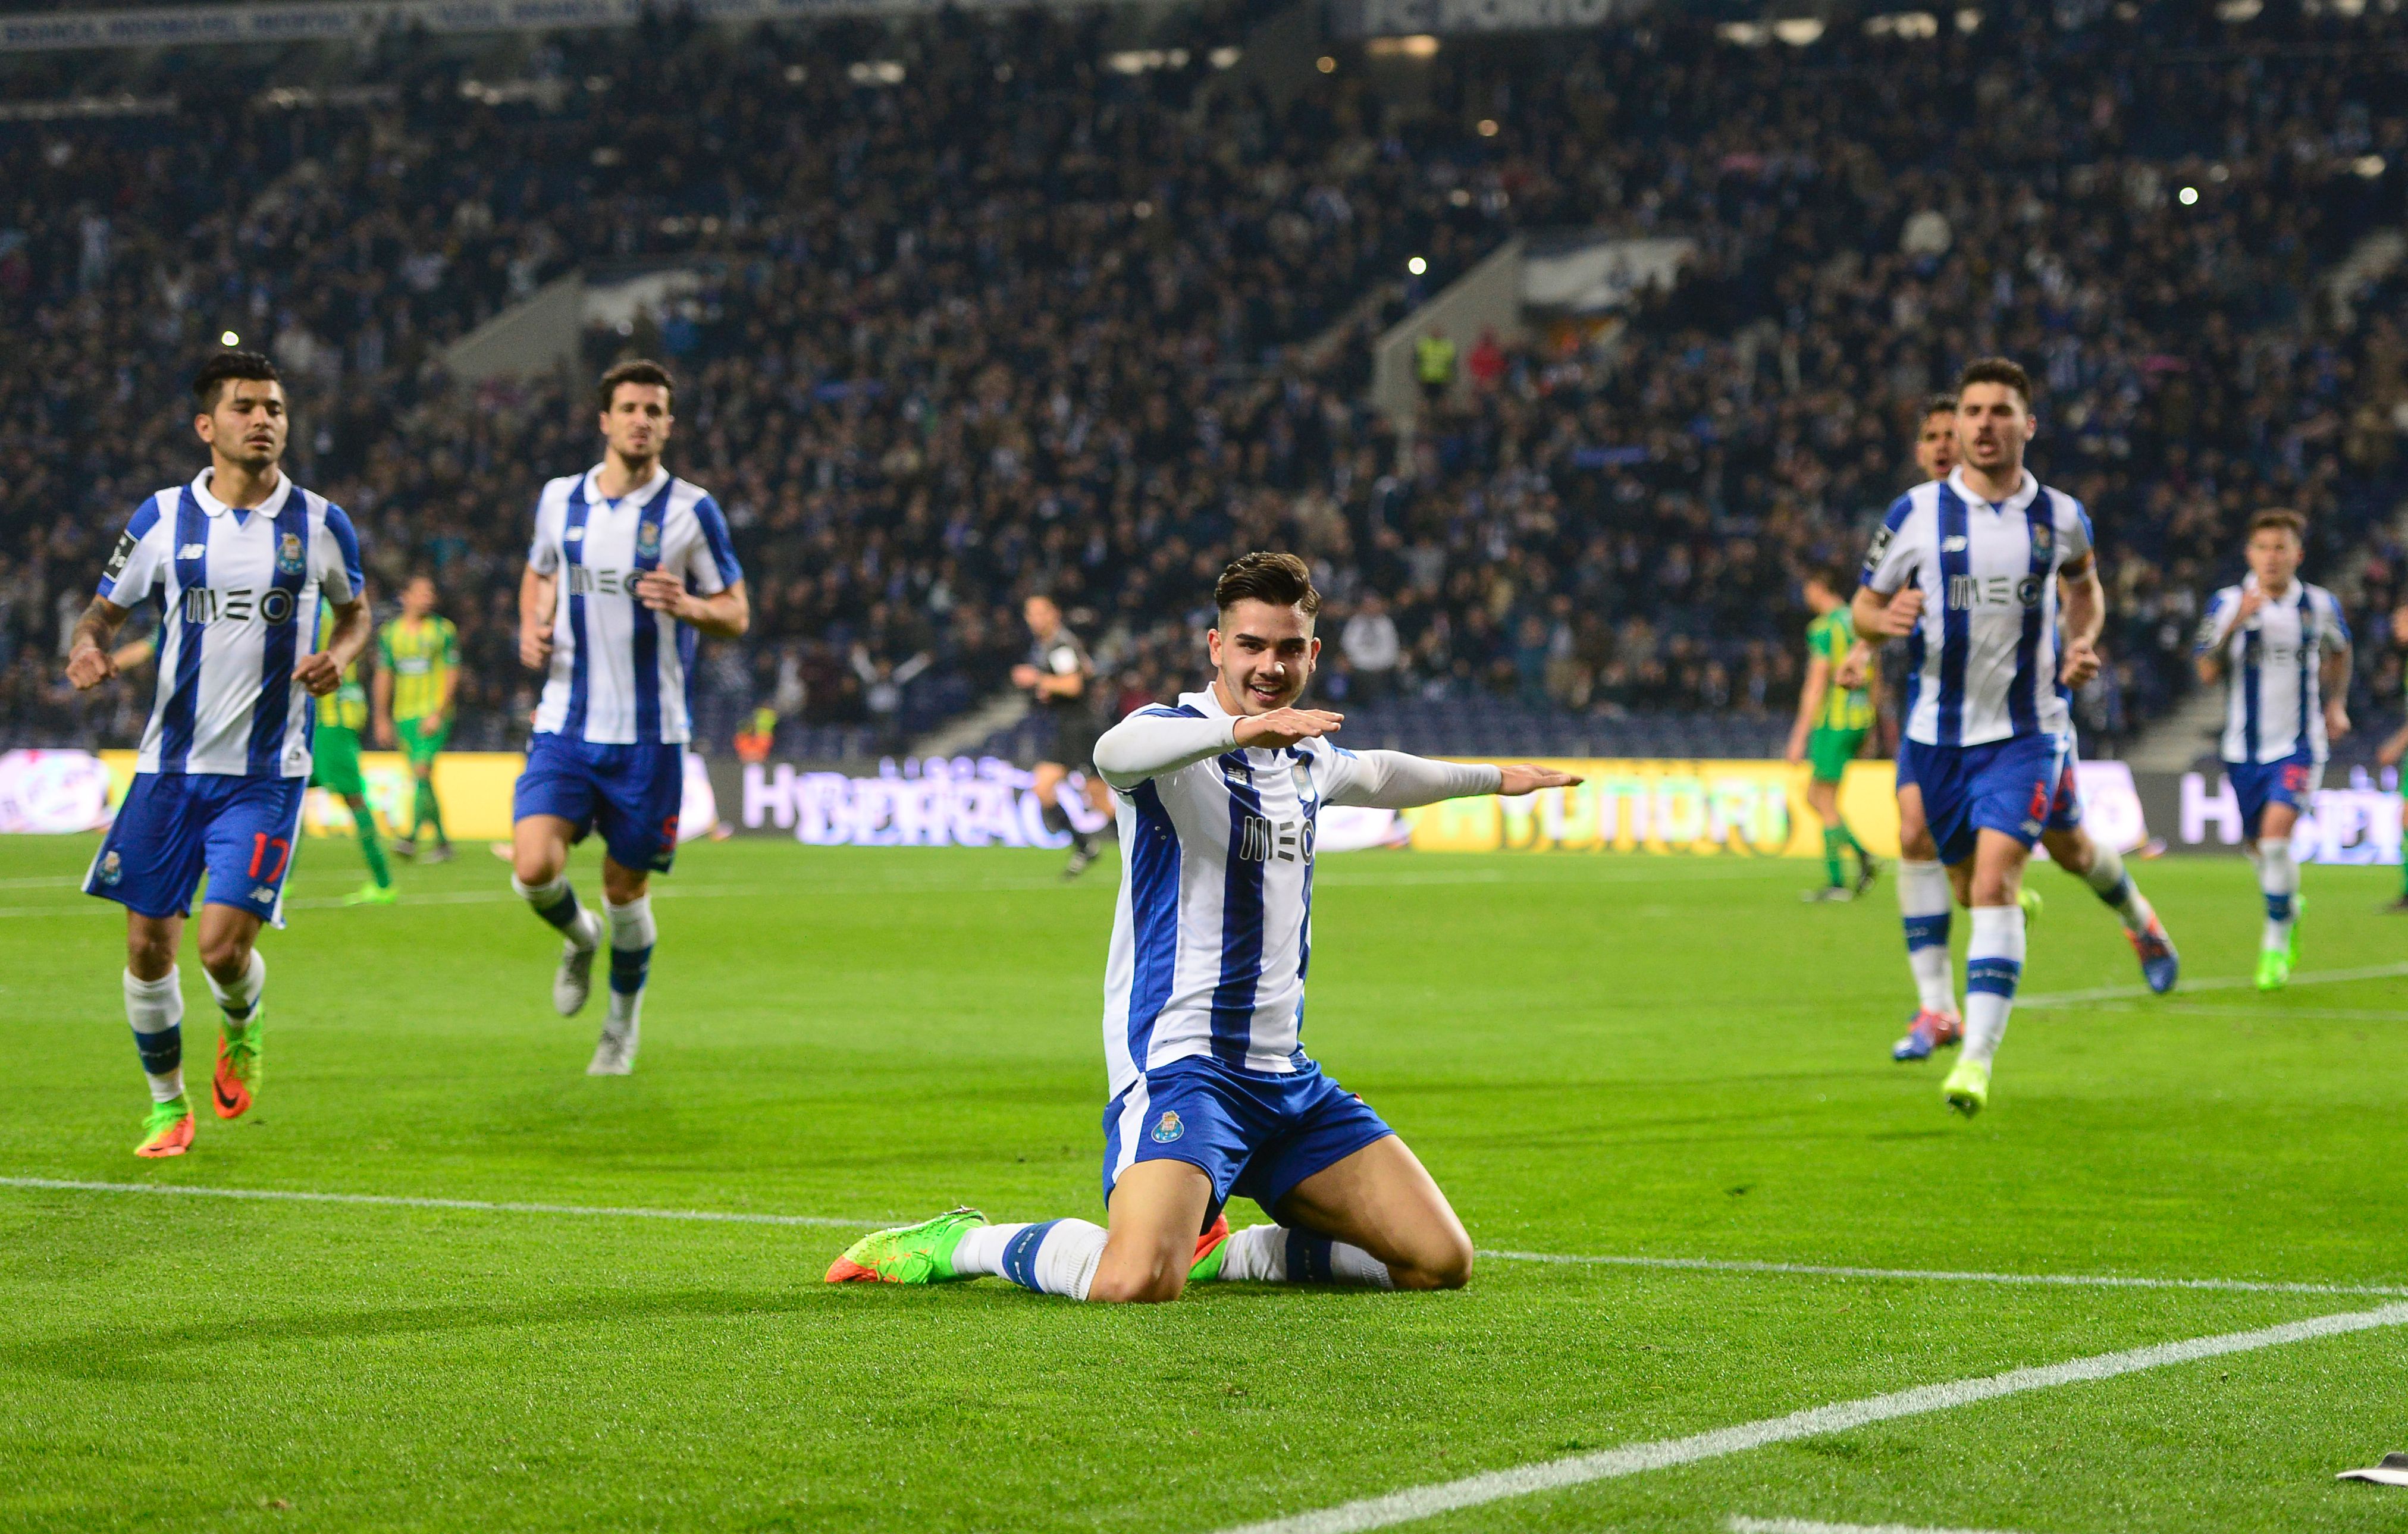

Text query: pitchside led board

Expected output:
[1,750,2397,864]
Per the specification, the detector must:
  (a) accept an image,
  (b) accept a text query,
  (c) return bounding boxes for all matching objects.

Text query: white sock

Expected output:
[124,968,185,1104]
[206,948,265,1022]
[605,895,656,1032]
[1896,859,1955,1014]
[2258,837,2299,951]
[2079,841,2153,934]
[1962,903,2027,1068]
[957,1219,1108,1299]
[1215,1224,1396,1289]
[514,874,601,948]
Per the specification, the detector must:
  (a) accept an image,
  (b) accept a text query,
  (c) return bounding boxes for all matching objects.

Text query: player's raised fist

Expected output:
[292,650,343,697]
[1496,764,1583,796]
[2059,635,2101,687]
[634,569,693,617]
[1233,708,1343,749]
[1878,587,1926,636]
[65,643,115,691]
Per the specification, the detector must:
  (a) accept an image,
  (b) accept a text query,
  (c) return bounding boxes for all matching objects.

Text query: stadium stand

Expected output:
[2,2,2406,764]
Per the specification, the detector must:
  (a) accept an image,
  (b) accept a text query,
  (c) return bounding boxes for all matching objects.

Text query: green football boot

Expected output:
[342,882,398,906]
[2255,948,2291,992]
[2018,884,2043,924]
[213,1011,262,1120]
[824,1207,987,1284]
[1942,1058,1990,1116]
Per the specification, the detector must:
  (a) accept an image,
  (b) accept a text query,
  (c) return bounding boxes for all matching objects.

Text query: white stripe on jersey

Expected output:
[2198,576,2349,764]
[99,470,362,778]
[527,465,741,746]
[1861,466,2093,747]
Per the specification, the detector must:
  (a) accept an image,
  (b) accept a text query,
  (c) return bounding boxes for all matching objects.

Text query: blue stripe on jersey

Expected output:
[1293,750,1319,987]
[159,491,208,772]
[629,480,672,743]
[1209,758,1268,1065]
[1934,486,1972,747]
[2295,588,2313,746]
[99,495,165,603]
[1138,704,1207,719]
[691,492,743,586]
[1124,781,1183,1067]
[323,504,363,597]
[560,482,594,739]
[2006,491,2052,737]
[245,506,311,774]
[2241,626,2262,761]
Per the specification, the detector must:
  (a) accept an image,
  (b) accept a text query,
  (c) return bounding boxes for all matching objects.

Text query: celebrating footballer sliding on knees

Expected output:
[828,552,1579,1301]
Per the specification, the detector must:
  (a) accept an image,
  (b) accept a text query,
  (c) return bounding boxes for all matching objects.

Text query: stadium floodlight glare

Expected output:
[2356,155,2388,178]
[1957,6,1984,29]
[220,331,240,347]
[1407,256,1428,275]
[1316,55,1337,73]
[846,60,905,86]
[2179,186,2200,205]
[1773,17,1826,43]
[1209,47,1242,68]
[1477,118,1500,136]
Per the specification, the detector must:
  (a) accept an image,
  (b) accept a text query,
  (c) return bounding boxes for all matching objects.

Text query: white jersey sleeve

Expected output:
[2313,584,2351,647]
[98,492,174,607]
[1861,492,1925,595]
[1095,705,1238,789]
[1319,746,1501,808]
[312,504,363,604]
[2055,492,2095,566]
[527,481,567,575]
[676,491,742,596]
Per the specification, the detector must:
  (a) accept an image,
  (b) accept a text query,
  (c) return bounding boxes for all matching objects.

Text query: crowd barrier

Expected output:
[3,749,2399,864]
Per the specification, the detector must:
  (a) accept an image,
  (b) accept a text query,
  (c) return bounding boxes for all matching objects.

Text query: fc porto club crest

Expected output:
[635,519,662,561]
[1289,758,1315,800]
[1149,1110,1184,1144]
[2030,520,2052,553]
[98,851,122,887]
[275,531,305,575]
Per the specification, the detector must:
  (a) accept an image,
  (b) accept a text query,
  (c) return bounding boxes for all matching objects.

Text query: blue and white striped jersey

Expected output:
[1098,687,1498,1100]
[2197,577,2349,764]
[528,465,742,746]
[98,470,362,777]
[1861,466,2094,747]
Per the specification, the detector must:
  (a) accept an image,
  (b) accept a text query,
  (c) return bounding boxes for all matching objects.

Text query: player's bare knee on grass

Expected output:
[1390,1236,1475,1291]
[1086,1260,1186,1305]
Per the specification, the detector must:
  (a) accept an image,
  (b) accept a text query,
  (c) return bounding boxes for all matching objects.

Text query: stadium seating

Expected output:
[3,3,2406,762]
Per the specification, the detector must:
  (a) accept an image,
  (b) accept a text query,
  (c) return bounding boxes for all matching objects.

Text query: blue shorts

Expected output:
[1103,1055,1395,1222]
[512,734,684,874]
[86,771,309,927]
[2225,751,2321,839]
[1896,732,2076,866]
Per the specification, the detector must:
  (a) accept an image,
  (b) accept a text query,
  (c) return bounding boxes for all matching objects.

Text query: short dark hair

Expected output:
[1804,561,1852,594]
[1924,393,1959,419]
[192,350,281,411]
[2247,507,2306,542]
[1956,357,2033,407]
[598,357,675,411]
[1215,551,1321,617]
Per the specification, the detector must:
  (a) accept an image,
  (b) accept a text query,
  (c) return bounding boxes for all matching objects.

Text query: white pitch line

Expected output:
[0,1176,890,1229]
[1729,1520,2029,1534]
[2018,961,2408,1008]
[1475,1248,2408,1299]
[7,1177,2401,1301]
[1208,1303,2408,1534]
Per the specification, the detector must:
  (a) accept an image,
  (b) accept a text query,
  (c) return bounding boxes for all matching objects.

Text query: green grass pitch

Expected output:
[2,833,2404,1531]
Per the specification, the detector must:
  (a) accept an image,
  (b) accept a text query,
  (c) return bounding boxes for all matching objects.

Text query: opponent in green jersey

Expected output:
[308,601,394,904]
[1786,566,1878,899]
[374,575,460,861]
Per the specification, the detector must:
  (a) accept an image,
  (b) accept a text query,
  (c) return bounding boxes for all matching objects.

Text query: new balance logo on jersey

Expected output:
[181,588,300,624]
[178,543,208,560]
[1237,815,1312,863]
[1942,535,1969,553]
[1946,574,2043,610]
[565,566,635,596]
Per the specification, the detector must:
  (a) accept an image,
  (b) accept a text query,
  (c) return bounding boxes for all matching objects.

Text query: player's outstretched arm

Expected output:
[64,596,130,689]
[1326,752,1581,810]
[1093,708,1243,789]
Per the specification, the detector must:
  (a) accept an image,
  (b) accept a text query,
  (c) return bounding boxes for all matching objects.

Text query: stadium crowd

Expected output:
[4,1,2407,761]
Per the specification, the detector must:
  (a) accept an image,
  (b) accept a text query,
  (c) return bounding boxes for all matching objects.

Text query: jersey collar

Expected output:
[1945,465,2039,517]
[191,468,294,520]
[584,463,671,507]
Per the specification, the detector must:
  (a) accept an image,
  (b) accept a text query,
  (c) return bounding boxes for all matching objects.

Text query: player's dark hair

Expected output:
[1804,562,1851,594]
[192,350,281,411]
[1924,393,1958,419]
[1955,357,2033,407]
[598,357,675,411]
[2247,507,2306,541]
[1215,551,1321,617]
